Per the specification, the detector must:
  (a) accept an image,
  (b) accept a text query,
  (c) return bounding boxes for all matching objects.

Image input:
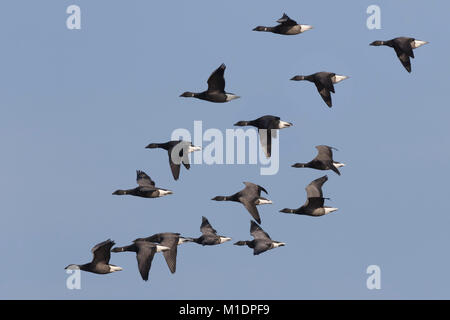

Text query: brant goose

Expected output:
[145,140,201,181]
[234,221,285,255]
[211,182,272,224]
[180,63,240,103]
[370,37,428,72]
[290,72,348,107]
[65,239,123,274]
[188,216,232,246]
[135,232,193,274]
[292,145,345,175]
[111,240,170,281]
[112,170,173,198]
[253,13,313,35]
[234,115,293,158]
[280,175,338,216]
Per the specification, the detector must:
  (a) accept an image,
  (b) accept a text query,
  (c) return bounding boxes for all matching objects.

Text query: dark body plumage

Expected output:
[280,175,338,217]
[234,221,285,255]
[212,182,272,224]
[188,216,231,246]
[145,140,200,181]
[253,13,313,35]
[292,145,345,175]
[112,170,172,198]
[180,64,239,103]
[65,239,122,275]
[234,115,293,158]
[111,240,170,281]
[290,72,348,107]
[136,232,193,274]
[370,37,428,73]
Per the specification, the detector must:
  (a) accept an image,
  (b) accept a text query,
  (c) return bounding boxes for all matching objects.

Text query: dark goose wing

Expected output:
[305,175,328,199]
[159,234,180,274]
[314,82,332,107]
[240,198,261,224]
[258,129,273,158]
[207,64,226,93]
[137,233,179,272]
[314,145,340,175]
[200,216,218,235]
[394,46,412,72]
[135,241,157,281]
[250,221,271,240]
[91,239,115,265]
[314,72,335,107]
[277,13,298,26]
[136,170,155,187]
[242,182,268,197]
[168,150,181,180]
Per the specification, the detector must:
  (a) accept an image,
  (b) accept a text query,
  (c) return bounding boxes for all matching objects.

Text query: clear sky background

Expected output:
[1,0,449,299]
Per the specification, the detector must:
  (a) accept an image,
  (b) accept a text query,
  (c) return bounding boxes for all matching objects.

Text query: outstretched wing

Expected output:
[159,234,179,274]
[394,46,412,72]
[200,216,217,235]
[243,182,268,196]
[314,82,332,107]
[314,145,334,161]
[207,64,226,93]
[240,198,262,224]
[258,129,275,158]
[169,160,181,180]
[250,221,271,240]
[277,13,298,26]
[305,175,328,199]
[136,170,155,187]
[135,242,156,281]
[314,145,340,175]
[91,239,115,265]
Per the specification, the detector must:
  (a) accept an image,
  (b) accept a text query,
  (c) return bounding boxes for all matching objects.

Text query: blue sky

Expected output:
[1,0,449,299]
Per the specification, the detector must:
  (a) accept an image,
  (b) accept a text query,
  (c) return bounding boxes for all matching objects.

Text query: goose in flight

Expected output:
[188,216,232,246]
[253,13,313,35]
[212,182,272,224]
[145,140,201,181]
[370,37,428,73]
[135,232,193,274]
[280,175,338,216]
[291,72,348,108]
[234,221,286,255]
[112,170,173,198]
[111,240,170,281]
[180,63,240,103]
[234,115,293,158]
[292,145,345,175]
[65,239,122,274]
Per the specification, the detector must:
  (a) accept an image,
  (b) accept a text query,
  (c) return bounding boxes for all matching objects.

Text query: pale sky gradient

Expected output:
[1,0,449,299]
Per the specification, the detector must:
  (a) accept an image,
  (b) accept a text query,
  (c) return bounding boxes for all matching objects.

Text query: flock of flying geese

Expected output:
[65,13,428,282]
